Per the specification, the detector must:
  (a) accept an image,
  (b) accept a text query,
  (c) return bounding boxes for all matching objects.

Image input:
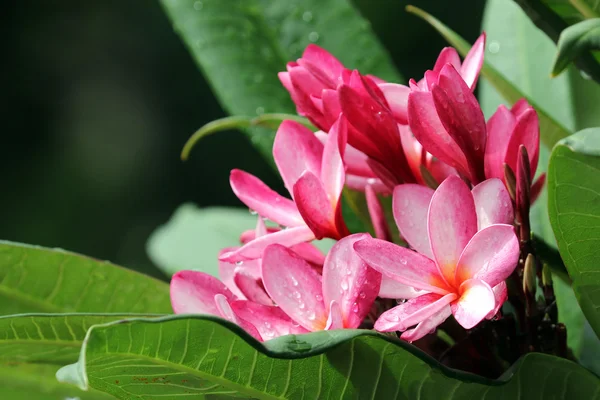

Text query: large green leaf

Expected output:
[548,128,600,339]
[147,204,335,278]
[406,4,572,147]
[553,18,600,76]
[1,363,114,400]
[160,0,402,159]
[0,241,172,315]
[0,314,162,365]
[58,315,600,399]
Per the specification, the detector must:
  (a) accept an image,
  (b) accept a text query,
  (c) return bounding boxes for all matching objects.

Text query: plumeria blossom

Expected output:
[260,234,381,331]
[354,176,520,341]
[221,117,349,262]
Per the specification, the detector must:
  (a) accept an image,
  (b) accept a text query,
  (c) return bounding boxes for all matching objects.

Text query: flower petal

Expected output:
[400,305,452,342]
[273,120,324,195]
[428,176,478,286]
[344,175,390,194]
[486,281,507,319]
[455,224,520,288]
[531,173,546,204]
[170,271,235,315]
[230,169,303,227]
[374,293,456,332]
[218,248,247,299]
[214,294,262,341]
[504,108,540,179]
[433,47,461,72]
[322,233,381,329]
[325,300,344,330]
[393,184,434,258]
[262,244,328,331]
[230,301,309,340]
[460,33,486,89]
[354,238,452,295]
[407,91,470,176]
[472,178,514,230]
[321,116,347,202]
[219,226,316,262]
[366,185,392,241]
[452,279,495,329]
[301,44,345,83]
[294,171,344,239]
[378,83,410,124]
[378,276,424,299]
[484,105,516,180]
[233,272,272,306]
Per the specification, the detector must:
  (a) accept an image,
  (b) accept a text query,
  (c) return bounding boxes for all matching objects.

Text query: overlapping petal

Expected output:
[451,279,496,329]
[393,184,434,258]
[471,178,514,229]
[170,271,235,315]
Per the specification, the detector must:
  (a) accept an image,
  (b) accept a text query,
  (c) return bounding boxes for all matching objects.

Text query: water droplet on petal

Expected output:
[400,259,407,265]
[359,291,366,299]
[307,311,316,320]
[315,294,323,301]
[235,261,244,266]
[352,302,359,313]
[341,280,349,291]
[299,302,306,310]
[291,276,299,287]
[308,31,319,42]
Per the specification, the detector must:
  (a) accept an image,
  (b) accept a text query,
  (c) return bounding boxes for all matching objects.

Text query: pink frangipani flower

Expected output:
[354,176,520,341]
[222,117,349,262]
[261,234,382,331]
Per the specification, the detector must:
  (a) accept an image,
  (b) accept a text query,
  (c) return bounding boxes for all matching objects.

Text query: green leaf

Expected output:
[160,0,403,159]
[147,204,335,277]
[58,315,600,399]
[548,128,600,339]
[553,18,600,76]
[406,4,572,147]
[0,363,115,400]
[0,313,163,365]
[0,241,172,315]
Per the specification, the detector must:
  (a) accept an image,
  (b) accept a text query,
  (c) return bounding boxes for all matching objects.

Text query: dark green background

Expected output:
[0,0,483,278]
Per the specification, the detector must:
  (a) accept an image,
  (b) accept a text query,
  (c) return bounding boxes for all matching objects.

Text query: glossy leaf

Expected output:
[0,363,115,400]
[161,0,402,159]
[553,18,600,76]
[0,314,162,365]
[58,315,600,399]
[548,128,600,339]
[0,241,172,315]
[406,4,572,147]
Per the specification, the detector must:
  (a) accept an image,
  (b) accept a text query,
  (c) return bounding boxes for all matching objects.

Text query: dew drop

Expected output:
[352,302,359,313]
[255,106,265,115]
[249,209,258,215]
[367,178,377,185]
[341,280,349,291]
[488,41,500,54]
[307,311,316,320]
[193,1,203,10]
[308,31,320,42]
[315,294,323,301]
[302,11,313,22]
[291,276,299,287]
[235,261,244,266]
[293,291,301,299]
[400,259,407,265]
[299,302,306,310]
[359,291,366,299]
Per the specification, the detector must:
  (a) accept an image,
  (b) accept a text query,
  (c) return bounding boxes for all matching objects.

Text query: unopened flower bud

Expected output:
[542,264,553,288]
[523,253,536,294]
[504,163,517,201]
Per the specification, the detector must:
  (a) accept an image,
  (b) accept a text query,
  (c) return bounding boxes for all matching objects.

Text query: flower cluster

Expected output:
[171,33,542,343]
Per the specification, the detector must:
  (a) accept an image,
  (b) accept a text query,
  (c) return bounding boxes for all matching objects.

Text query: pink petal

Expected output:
[293,171,341,239]
[170,271,235,315]
[354,238,453,295]
[278,71,294,93]
[325,300,344,330]
[344,175,390,194]
[322,234,381,328]
[301,44,345,83]
[234,272,273,305]
[321,116,347,202]
[393,184,434,258]
[230,169,303,227]
[230,301,309,340]
[378,276,424,299]
[273,120,324,195]
[451,279,495,329]
[471,178,514,230]
[214,294,262,341]
[289,242,326,266]
[378,83,410,124]
[398,124,424,183]
[261,244,328,331]
[455,224,519,288]
[315,130,375,178]
[432,64,486,180]
[486,281,507,319]
[428,176,478,286]
[531,173,546,204]
[407,91,470,177]
[218,248,247,299]
[433,47,462,73]
[374,293,456,332]
[366,185,392,241]
[511,98,530,118]
[288,66,330,130]
[484,105,516,180]
[219,226,316,262]
[460,32,486,89]
[504,108,540,179]
[400,305,452,341]
[321,89,342,126]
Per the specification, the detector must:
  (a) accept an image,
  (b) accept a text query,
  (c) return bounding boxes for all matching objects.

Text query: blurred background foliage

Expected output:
[1,0,484,278]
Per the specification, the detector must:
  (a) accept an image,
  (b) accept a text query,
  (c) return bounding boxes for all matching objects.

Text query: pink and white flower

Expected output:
[354,176,519,341]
